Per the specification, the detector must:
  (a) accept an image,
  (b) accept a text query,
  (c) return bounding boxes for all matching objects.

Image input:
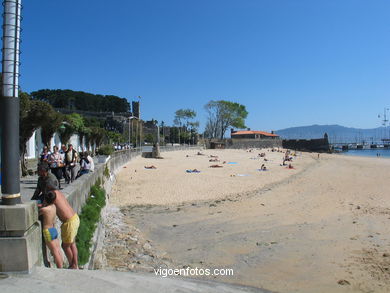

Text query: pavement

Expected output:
[0,267,272,293]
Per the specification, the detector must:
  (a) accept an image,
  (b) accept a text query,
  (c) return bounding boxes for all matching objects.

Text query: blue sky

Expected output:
[20,0,390,131]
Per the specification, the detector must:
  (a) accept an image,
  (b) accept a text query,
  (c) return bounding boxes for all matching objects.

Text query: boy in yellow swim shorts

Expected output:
[46,183,80,269]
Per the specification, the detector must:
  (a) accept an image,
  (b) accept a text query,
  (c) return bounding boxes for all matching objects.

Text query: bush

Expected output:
[76,182,106,265]
[104,164,110,178]
[97,144,114,156]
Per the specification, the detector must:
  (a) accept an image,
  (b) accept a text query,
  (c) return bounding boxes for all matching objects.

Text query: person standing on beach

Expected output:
[47,182,80,269]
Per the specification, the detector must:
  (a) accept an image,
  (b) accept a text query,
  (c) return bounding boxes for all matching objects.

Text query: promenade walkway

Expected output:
[0,267,270,293]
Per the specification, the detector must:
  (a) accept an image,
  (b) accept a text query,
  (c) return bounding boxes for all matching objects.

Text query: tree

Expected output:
[30,89,130,113]
[204,100,248,139]
[89,127,106,151]
[174,109,196,129]
[58,113,85,145]
[107,131,125,144]
[174,109,198,144]
[41,111,63,148]
[19,91,62,175]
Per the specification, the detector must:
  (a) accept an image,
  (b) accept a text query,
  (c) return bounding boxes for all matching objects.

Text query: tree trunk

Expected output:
[20,145,28,177]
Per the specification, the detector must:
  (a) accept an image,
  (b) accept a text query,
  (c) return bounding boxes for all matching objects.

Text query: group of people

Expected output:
[40,144,94,188]
[32,163,80,269]
[34,143,96,268]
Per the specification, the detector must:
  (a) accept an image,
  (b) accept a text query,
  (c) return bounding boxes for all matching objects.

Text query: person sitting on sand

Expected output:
[144,165,157,169]
[197,152,205,156]
[209,164,223,168]
[260,164,267,171]
[39,191,63,268]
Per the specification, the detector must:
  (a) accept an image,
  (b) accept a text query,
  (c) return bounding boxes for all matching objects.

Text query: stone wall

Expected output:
[282,138,330,153]
[225,139,282,149]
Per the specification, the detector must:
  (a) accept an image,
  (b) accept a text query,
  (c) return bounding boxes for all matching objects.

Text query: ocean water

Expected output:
[340,148,390,158]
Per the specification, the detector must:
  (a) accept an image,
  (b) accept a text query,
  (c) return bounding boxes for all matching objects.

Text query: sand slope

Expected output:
[108,150,390,293]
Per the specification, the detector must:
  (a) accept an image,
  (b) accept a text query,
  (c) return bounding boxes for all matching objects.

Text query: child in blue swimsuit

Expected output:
[39,191,63,268]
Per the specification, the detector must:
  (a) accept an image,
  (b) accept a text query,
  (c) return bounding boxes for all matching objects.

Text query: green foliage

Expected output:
[104,164,110,178]
[30,89,130,113]
[41,111,64,148]
[84,117,104,128]
[107,131,125,144]
[19,91,62,174]
[58,113,85,144]
[173,108,199,144]
[89,127,107,148]
[76,183,106,265]
[174,109,196,127]
[97,144,115,156]
[144,133,155,143]
[204,100,248,139]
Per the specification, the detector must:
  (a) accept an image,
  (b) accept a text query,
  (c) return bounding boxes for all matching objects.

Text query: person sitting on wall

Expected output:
[86,151,94,172]
[77,152,92,178]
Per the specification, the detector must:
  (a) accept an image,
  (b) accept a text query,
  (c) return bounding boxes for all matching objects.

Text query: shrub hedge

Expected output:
[97,144,114,156]
[76,182,106,265]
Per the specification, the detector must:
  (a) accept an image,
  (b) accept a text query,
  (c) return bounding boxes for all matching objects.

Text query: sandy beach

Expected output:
[104,149,390,293]
[110,148,313,206]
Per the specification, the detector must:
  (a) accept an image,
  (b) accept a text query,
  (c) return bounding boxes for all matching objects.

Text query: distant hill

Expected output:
[276,124,389,143]
[30,89,130,113]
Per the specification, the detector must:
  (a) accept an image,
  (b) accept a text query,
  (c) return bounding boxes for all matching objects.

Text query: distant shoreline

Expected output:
[337,148,390,158]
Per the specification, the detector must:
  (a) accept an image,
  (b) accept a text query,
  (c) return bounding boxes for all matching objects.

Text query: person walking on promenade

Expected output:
[40,146,51,162]
[59,144,70,184]
[47,182,80,269]
[65,144,78,184]
[49,146,64,189]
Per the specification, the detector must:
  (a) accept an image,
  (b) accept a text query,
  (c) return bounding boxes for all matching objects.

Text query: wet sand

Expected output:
[105,149,390,293]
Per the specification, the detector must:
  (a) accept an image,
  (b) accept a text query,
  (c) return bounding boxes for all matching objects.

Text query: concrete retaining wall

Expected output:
[226,139,282,149]
[282,138,330,152]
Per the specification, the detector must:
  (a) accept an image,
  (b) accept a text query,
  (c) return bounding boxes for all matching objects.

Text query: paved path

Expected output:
[0,267,272,293]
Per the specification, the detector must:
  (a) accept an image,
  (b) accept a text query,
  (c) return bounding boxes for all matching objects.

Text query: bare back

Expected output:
[53,190,76,222]
[39,205,57,230]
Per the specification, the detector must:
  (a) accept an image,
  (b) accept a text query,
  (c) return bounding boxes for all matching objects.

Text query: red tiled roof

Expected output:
[231,130,279,137]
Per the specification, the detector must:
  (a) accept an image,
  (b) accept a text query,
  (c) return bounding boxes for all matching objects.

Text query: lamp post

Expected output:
[128,116,138,149]
[1,0,22,205]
